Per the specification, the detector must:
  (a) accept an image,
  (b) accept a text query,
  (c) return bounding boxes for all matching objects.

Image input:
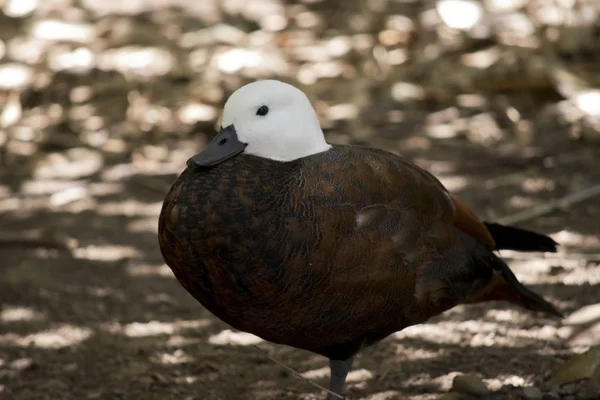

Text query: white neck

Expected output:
[245,133,331,162]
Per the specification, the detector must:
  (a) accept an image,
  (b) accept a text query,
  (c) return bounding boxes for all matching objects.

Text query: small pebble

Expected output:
[522,386,542,399]
[452,374,489,396]
[437,391,462,400]
[559,383,577,395]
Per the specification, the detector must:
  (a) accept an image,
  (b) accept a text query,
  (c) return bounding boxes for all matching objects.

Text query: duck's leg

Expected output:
[327,357,353,399]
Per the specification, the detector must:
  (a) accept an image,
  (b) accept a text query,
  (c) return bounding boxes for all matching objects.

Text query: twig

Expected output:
[496,182,600,226]
[252,345,344,399]
[484,171,530,190]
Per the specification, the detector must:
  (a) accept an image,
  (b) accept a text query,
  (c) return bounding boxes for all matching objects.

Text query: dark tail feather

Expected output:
[498,260,563,318]
[465,256,564,319]
[484,222,558,253]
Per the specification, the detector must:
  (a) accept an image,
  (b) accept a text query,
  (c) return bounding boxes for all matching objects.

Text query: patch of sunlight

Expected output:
[21,179,84,196]
[391,82,425,102]
[436,0,483,30]
[126,263,173,277]
[300,366,329,380]
[105,319,211,338]
[325,36,352,57]
[216,47,289,75]
[426,123,458,139]
[461,47,500,69]
[299,365,372,383]
[438,175,468,192]
[563,270,600,285]
[177,103,217,124]
[508,195,535,209]
[295,10,320,29]
[457,94,488,108]
[396,319,564,348]
[10,358,34,371]
[48,47,95,72]
[211,23,247,44]
[34,148,103,180]
[0,324,92,348]
[50,186,88,207]
[565,303,600,326]
[124,321,173,337]
[0,63,33,90]
[0,197,42,213]
[1,92,20,128]
[153,349,194,365]
[145,293,176,305]
[7,37,46,65]
[348,368,373,383]
[215,48,263,73]
[574,91,600,117]
[31,20,96,43]
[430,371,461,391]
[326,104,359,121]
[293,43,329,63]
[504,259,553,280]
[127,217,159,234]
[98,47,173,77]
[552,229,600,248]
[387,48,408,65]
[486,0,526,12]
[393,343,444,360]
[486,309,520,322]
[3,0,37,18]
[309,61,345,80]
[564,314,600,347]
[97,200,162,217]
[166,335,203,348]
[73,245,140,261]
[487,374,527,391]
[521,177,555,193]
[1,306,45,322]
[208,329,263,346]
[260,14,288,32]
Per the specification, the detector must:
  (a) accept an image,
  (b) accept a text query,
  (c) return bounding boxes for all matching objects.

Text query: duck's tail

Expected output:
[484,222,558,253]
[465,255,563,319]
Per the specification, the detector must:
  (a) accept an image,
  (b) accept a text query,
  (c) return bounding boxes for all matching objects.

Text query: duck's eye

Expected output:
[256,105,269,116]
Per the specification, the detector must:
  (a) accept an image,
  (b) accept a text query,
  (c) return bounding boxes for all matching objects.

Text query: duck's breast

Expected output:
[158,156,323,325]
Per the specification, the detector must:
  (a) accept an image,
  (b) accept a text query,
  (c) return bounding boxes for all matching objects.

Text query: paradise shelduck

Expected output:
[158,80,562,399]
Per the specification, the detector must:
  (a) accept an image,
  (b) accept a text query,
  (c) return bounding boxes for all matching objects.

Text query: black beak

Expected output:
[187,125,247,168]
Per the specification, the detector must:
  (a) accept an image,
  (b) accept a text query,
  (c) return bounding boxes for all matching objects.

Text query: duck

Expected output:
[158,79,562,399]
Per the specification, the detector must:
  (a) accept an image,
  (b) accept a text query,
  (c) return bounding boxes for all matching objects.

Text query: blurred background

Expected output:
[1,0,599,399]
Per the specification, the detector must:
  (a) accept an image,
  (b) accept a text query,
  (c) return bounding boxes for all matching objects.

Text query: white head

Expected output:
[221,80,331,162]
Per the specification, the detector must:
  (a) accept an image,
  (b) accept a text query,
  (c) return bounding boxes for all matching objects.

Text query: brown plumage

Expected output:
[158,80,562,399]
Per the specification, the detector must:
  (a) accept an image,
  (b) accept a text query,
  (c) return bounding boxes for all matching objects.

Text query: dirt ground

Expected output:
[1,1,600,399]
[2,138,600,400]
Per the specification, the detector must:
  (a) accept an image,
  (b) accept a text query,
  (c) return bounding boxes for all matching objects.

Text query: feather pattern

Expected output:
[159,144,561,362]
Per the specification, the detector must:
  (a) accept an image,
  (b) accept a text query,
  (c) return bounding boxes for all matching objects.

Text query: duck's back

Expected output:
[159,145,497,360]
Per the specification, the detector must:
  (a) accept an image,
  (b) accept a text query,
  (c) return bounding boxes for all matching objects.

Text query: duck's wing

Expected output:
[304,146,560,327]
[308,145,495,248]
[319,147,557,253]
